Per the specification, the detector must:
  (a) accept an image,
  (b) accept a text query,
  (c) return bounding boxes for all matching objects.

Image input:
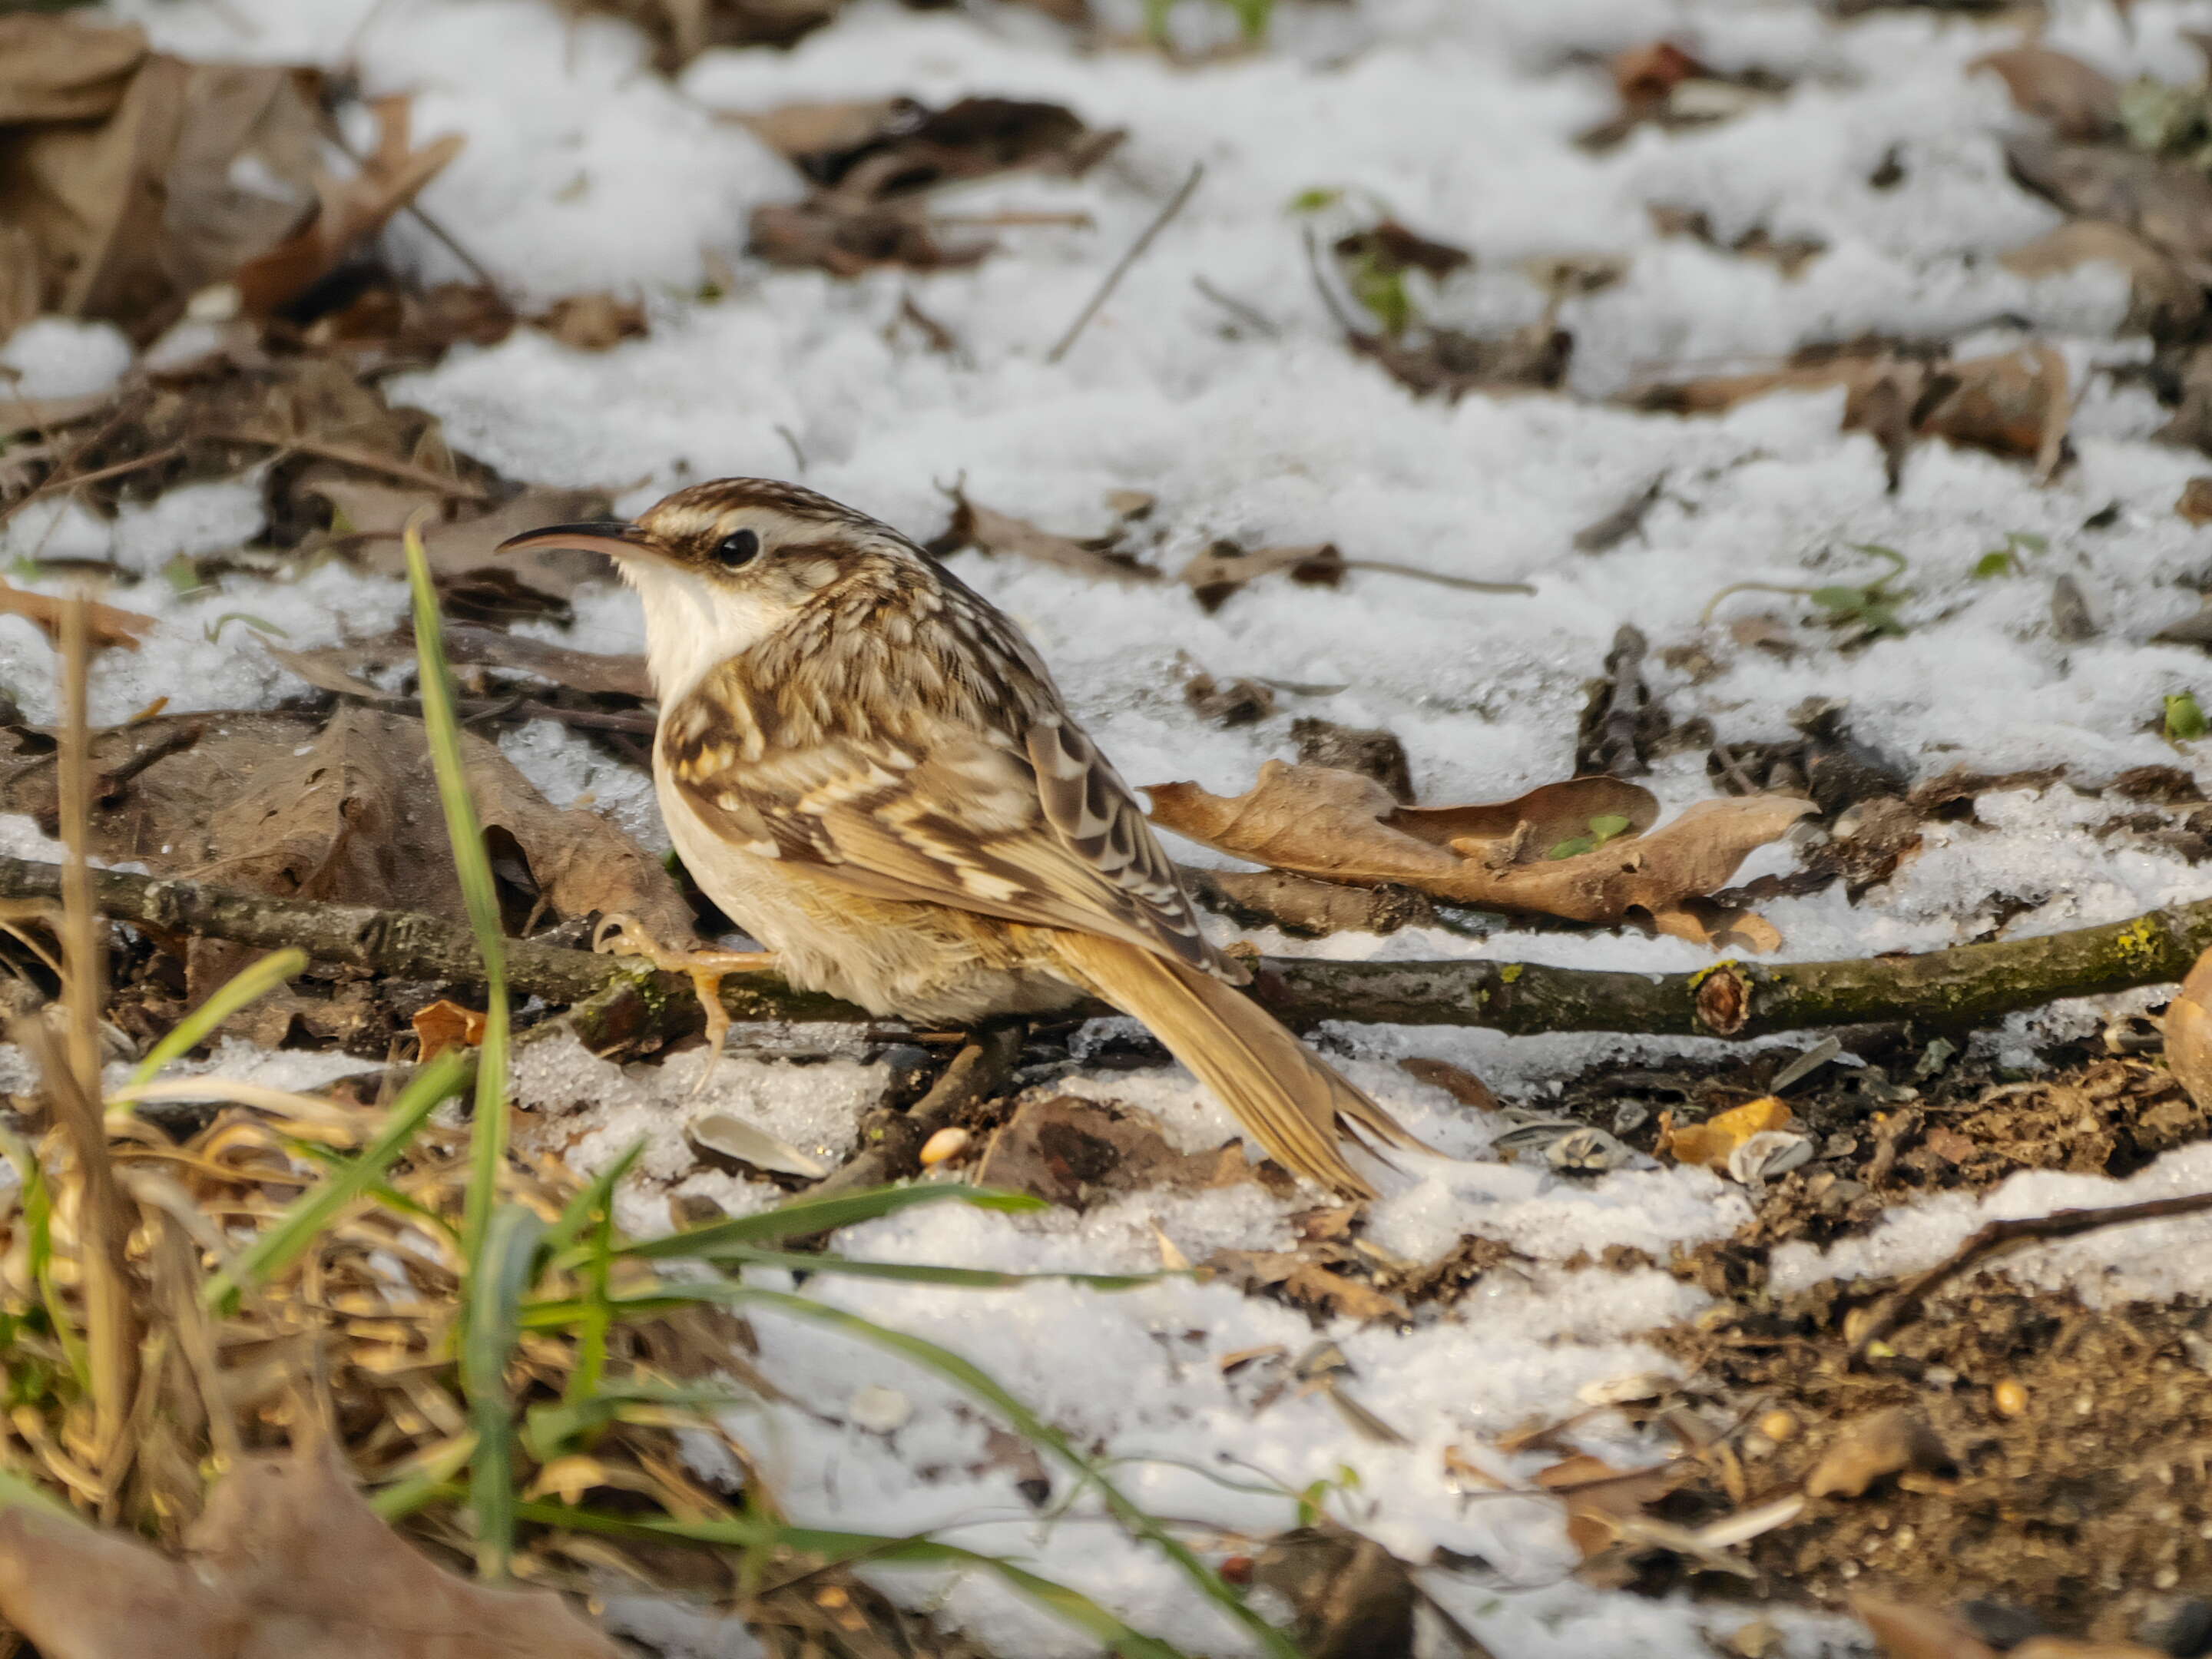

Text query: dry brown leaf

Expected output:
[973,1095,1258,1207]
[2001,220,2204,337]
[533,293,648,352]
[2164,945,2212,1111]
[1804,1406,1952,1498]
[1533,1455,1695,1561]
[1146,762,1808,948]
[1656,1096,1793,1171]
[322,480,618,604]
[1853,1594,2000,1659]
[0,15,149,124]
[0,1436,623,1658]
[234,95,463,320]
[2009,1641,2171,1657]
[1970,47,2121,139]
[926,485,1158,584]
[411,998,486,1061]
[1398,1056,1501,1112]
[1611,41,1708,109]
[2179,478,2212,527]
[1178,542,1344,611]
[2006,136,2212,280]
[1247,1529,1419,1659]
[0,580,155,651]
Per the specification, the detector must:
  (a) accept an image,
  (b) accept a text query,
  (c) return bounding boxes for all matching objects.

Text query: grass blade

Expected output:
[511,1501,1191,1659]
[405,518,511,1254]
[607,1183,1044,1263]
[0,1127,87,1392]
[462,1200,545,1579]
[121,948,308,1092]
[200,1050,469,1311]
[722,1289,1299,1659]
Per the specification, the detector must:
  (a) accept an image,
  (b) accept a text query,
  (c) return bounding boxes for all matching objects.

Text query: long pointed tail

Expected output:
[1049,933,1428,1199]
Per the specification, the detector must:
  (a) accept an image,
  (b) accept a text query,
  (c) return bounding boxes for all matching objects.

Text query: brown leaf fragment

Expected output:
[1853,1594,2001,1659]
[973,1095,1257,1208]
[1184,672,1275,727]
[410,997,485,1060]
[1611,41,1709,110]
[2002,220,2204,339]
[1398,1056,1500,1112]
[0,16,150,124]
[2005,137,2212,280]
[336,482,619,602]
[1576,624,1658,778]
[1573,474,1666,554]
[1292,718,1413,803]
[1146,762,1806,945]
[1804,1406,1954,1498]
[1970,48,2121,139]
[236,100,461,320]
[1657,1096,1793,1171]
[2163,945,2212,1113]
[0,581,155,651]
[532,293,647,352]
[2181,478,2212,525]
[1187,867,1435,939]
[1331,220,1471,280]
[0,1436,623,1659]
[1534,1455,1696,1565]
[1179,541,1344,611]
[926,485,1158,583]
[1247,1528,1423,1659]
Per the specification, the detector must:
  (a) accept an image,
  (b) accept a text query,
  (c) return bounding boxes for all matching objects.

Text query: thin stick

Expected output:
[214,431,490,500]
[805,1025,1023,1204]
[0,446,187,531]
[55,598,100,1098]
[1045,163,1204,364]
[1848,1190,2212,1359]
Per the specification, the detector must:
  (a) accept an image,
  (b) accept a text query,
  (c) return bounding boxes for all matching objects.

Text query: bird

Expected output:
[499,478,1426,1197]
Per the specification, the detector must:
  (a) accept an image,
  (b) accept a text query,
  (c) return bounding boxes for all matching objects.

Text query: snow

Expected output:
[27,0,2212,1648]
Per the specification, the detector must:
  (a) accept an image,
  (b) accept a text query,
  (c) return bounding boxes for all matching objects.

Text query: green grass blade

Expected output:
[0,1126,88,1392]
[724,1289,1298,1659]
[607,1184,1044,1263]
[200,1050,468,1312]
[0,1461,83,1523]
[122,948,307,1092]
[680,1244,1161,1290]
[511,1501,1190,1659]
[405,519,512,1255]
[542,1140,642,1261]
[462,1200,546,1579]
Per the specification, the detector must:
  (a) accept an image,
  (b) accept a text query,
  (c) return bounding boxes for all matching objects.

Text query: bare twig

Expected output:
[1045,163,1204,365]
[9,856,2212,1045]
[1849,1190,2212,1359]
[805,1025,1024,1204]
[1191,275,1279,337]
[214,431,490,501]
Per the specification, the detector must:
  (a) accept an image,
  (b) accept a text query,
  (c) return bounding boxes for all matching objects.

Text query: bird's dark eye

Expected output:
[713,528,760,568]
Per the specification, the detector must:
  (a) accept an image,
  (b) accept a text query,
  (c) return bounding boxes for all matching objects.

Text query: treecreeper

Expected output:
[501,478,1428,1197]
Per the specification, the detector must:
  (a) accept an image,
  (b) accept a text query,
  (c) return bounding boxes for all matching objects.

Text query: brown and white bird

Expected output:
[502,478,1423,1197]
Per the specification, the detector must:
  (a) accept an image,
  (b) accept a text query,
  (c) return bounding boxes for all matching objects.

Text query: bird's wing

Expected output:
[658,572,1229,978]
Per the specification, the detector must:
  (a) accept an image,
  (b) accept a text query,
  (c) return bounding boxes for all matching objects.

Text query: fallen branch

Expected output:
[1848,1190,2212,1360]
[2,854,2209,1041]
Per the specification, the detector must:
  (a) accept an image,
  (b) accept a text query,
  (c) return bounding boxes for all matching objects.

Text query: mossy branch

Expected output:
[2,853,2200,1044]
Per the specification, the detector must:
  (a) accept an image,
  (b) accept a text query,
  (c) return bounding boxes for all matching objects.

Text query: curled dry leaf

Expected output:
[2002,220,2204,339]
[2180,478,2212,528]
[2163,944,2212,1111]
[1804,1406,1954,1498]
[1247,1528,1420,1659]
[926,485,1158,583]
[1970,48,2121,140]
[2006,137,2212,281]
[409,997,485,1061]
[0,581,155,651]
[1144,761,1810,949]
[234,94,463,320]
[532,292,647,351]
[973,1094,1257,1208]
[1853,1594,2000,1659]
[1534,1454,1695,1565]
[0,1437,623,1659]
[1657,1095,1794,1171]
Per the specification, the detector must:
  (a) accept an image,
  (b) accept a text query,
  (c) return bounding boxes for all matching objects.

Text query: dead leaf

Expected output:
[2006,136,2212,281]
[2180,478,2212,526]
[0,1436,623,1658]
[1534,1455,1696,1564]
[1247,1528,1420,1659]
[1178,541,1343,611]
[0,15,149,125]
[1657,1097,1794,1171]
[2001,220,2204,338]
[1187,867,1436,939]
[1331,220,1470,281]
[2008,1642,2171,1657]
[410,998,485,1061]
[1145,762,1808,948]
[1611,41,1707,110]
[1292,717,1414,803]
[533,293,647,352]
[581,0,845,70]
[329,482,618,604]
[0,581,155,651]
[2164,945,2212,1112]
[233,95,462,320]
[1804,1406,1954,1498]
[1853,1595,2000,1659]
[972,1095,1258,1208]
[1970,48,2121,139]
[1398,1057,1500,1113]
[926,485,1158,584]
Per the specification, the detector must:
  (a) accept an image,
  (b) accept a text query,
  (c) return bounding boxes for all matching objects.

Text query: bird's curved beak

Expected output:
[495,520,654,561]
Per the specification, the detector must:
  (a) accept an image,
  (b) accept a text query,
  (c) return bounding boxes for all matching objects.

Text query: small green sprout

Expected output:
[2168,690,2208,743]
[1971,531,2048,580]
[1547,813,1634,860]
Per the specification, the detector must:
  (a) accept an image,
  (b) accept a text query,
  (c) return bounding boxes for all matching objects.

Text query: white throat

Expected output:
[621,558,784,706]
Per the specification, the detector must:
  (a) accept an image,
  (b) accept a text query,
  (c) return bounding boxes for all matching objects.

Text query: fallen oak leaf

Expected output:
[0,1435,624,1659]
[410,997,485,1061]
[0,580,155,651]
[1145,763,1809,948]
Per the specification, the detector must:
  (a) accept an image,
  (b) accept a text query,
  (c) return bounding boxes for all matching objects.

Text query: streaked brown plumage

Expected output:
[501,478,1423,1197]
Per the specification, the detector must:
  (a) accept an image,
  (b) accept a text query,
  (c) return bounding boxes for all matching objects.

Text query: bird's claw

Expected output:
[591,913,777,1093]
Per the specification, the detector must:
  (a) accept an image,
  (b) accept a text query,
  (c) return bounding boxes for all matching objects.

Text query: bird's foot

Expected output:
[593,913,778,1093]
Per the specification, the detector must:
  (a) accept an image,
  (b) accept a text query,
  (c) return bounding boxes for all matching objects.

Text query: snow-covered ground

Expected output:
[20,0,2212,1651]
